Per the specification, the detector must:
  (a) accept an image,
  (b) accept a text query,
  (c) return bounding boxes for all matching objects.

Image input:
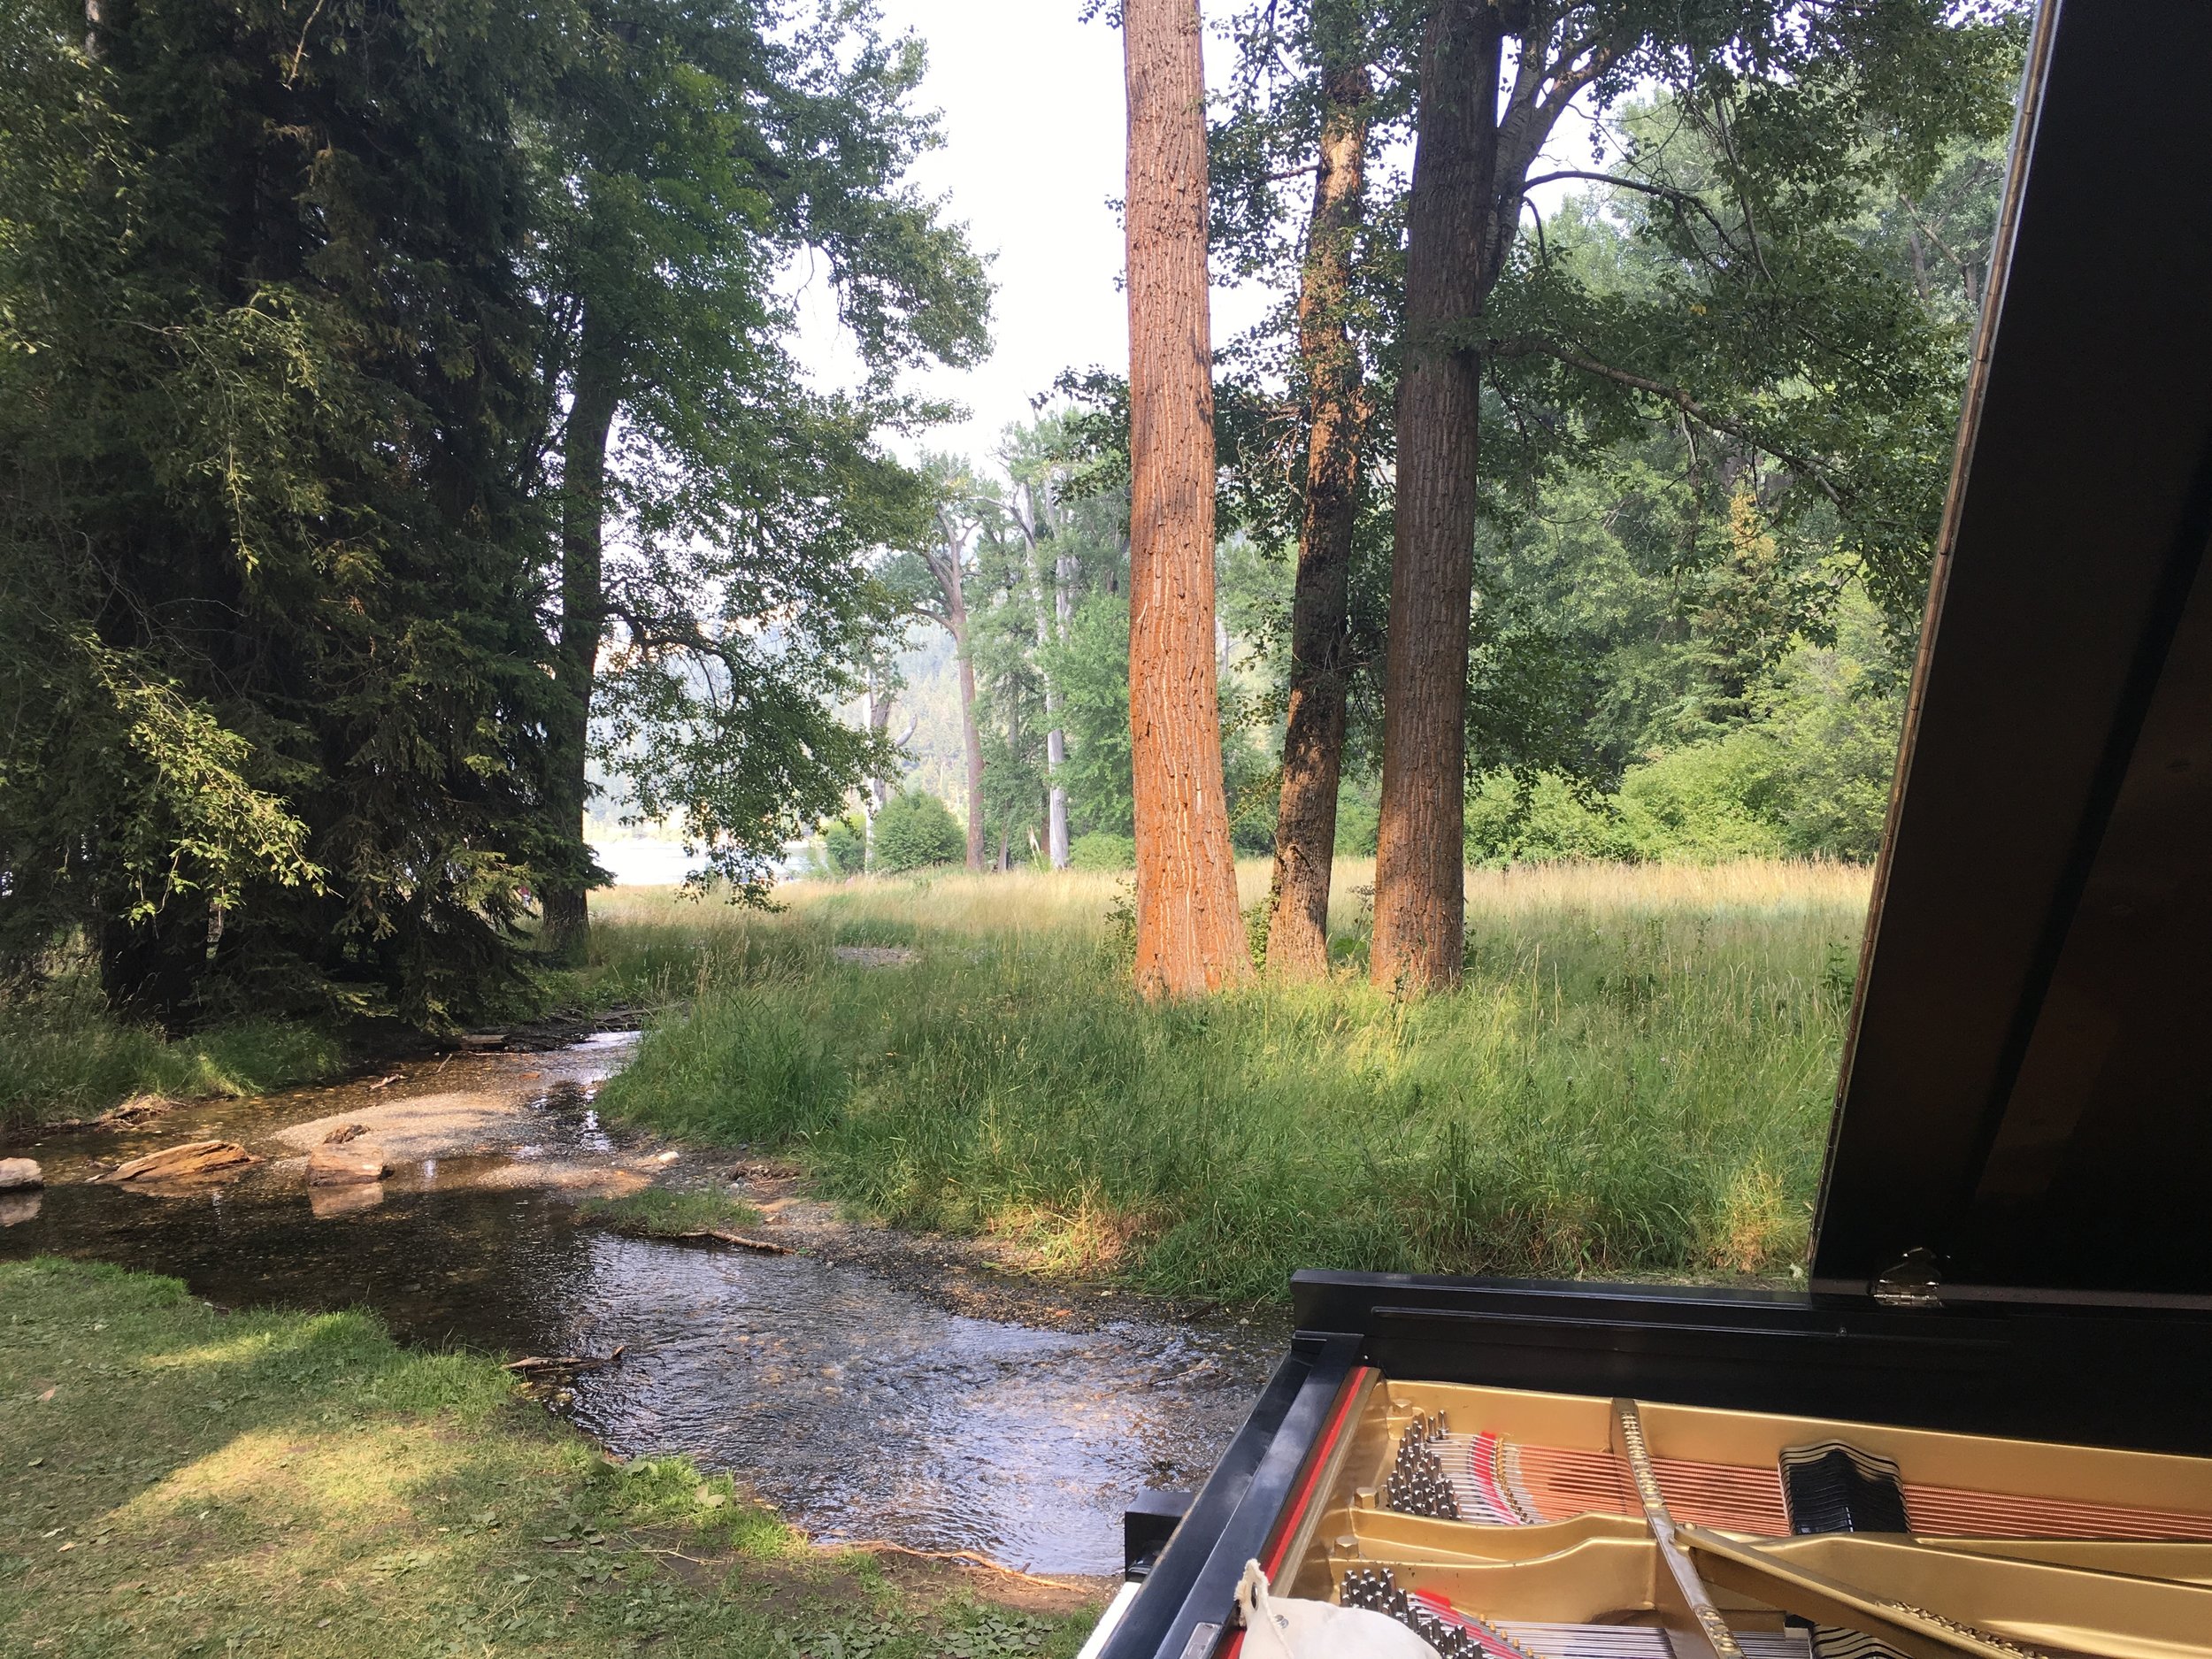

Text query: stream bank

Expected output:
[0,1036,1276,1577]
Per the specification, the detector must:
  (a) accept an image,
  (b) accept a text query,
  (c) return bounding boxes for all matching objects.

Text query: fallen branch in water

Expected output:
[40,1094,178,1133]
[503,1344,626,1375]
[615,1225,793,1255]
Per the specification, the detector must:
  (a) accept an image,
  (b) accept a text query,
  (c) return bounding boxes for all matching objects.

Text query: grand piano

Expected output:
[1089,2,2212,1655]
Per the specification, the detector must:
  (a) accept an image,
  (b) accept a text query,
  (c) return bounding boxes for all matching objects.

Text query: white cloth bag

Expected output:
[1234,1561,1443,1659]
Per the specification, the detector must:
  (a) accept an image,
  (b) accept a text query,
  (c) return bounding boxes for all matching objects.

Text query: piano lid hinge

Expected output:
[1870,1246,1945,1309]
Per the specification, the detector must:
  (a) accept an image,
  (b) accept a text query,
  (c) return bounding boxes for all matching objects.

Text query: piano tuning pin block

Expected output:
[1338,1564,1530,1659]
[1382,1421,1463,1520]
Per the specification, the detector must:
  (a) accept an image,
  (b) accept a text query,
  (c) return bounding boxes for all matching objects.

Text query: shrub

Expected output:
[872,788,964,873]
[1333,773,1381,856]
[1067,831,1136,870]
[1465,771,1641,864]
[1617,733,1788,861]
[821,814,866,877]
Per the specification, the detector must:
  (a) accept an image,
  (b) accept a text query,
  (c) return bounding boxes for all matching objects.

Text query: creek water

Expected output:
[0,1036,1275,1574]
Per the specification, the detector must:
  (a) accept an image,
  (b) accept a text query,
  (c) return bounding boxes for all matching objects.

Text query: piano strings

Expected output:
[1386,1424,2212,1541]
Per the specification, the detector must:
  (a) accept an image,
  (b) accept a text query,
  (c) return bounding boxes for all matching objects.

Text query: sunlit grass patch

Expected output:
[594,859,1869,1302]
[0,1259,1096,1657]
[581,1185,764,1236]
[0,968,341,1129]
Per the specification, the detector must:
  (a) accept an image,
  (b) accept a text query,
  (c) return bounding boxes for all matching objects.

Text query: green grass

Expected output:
[0,974,342,1131]
[581,1187,764,1236]
[593,860,1871,1303]
[0,1258,1093,1658]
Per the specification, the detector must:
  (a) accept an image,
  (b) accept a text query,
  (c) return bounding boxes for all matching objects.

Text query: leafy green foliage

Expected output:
[539,0,990,902]
[1,0,990,1025]
[822,816,869,879]
[1181,0,2025,883]
[1463,582,1907,865]
[1042,593,1137,837]
[0,0,565,1025]
[1068,833,1136,872]
[872,790,964,874]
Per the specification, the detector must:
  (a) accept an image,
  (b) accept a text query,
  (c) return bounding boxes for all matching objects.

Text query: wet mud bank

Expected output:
[0,1036,1276,1575]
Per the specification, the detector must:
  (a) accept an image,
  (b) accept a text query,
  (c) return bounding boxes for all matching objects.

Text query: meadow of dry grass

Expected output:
[588,859,1871,1303]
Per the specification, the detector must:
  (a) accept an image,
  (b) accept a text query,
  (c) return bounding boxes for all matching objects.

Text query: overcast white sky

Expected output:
[792,1,1278,463]
[790,3,1609,463]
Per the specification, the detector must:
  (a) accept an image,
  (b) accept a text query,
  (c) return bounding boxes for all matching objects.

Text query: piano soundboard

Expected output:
[1270,1373,2212,1659]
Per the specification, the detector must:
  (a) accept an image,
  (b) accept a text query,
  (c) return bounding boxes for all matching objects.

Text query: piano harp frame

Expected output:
[1270,1378,2212,1659]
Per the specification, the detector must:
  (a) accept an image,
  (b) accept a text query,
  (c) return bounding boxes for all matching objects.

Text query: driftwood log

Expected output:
[503,1344,626,1375]
[612,1225,792,1255]
[95,1141,259,1184]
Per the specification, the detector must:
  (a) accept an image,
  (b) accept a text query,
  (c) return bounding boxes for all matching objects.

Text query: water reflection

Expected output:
[555,1233,1265,1572]
[0,1038,1273,1573]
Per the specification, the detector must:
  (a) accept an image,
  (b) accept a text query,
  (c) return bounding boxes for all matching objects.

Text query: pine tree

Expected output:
[1122,0,1247,997]
[2,0,562,1024]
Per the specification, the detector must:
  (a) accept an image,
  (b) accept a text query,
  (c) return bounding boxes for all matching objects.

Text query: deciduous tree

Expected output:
[1266,50,1376,977]
[1366,0,2023,991]
[533,0,991,953]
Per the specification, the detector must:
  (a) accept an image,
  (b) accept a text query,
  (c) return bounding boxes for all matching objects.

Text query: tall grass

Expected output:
[595,861,1870,1303]
[0,969,342,1130]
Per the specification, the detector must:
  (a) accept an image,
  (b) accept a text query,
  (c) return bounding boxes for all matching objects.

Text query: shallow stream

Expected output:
[0,1037,1273,1574]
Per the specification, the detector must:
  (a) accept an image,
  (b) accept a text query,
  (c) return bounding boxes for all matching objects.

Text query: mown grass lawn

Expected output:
[0,1259,1095,1658]
[592,859,1872,1303]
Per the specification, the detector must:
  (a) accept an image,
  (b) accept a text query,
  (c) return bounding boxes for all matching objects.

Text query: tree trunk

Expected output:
[1049,544,1076,864]
[542,312,624,962]
[1022,511,1072,869]
[1266,59,1371,980]
[1371,2,1501,994]
[864,665,895,812]
[923,511,987,871]
[1123,0,1247,998]
[950,607,986,873]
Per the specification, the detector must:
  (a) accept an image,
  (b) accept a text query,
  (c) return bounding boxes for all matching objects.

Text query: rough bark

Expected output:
[918,510,987,871]
[1017,495,1072,869]
[1265,60,1371,980]
[1123,0,1247,998]
[945,530,987,872]
[864,664,895,812]
[98,1141,260,1185]
[542,312,624,962]
[952,607,985,872]
[1371,2,1502,994]
[1049,544,1076,864]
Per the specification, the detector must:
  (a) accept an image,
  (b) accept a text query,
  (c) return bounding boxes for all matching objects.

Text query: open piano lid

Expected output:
[1812,0,2212,1303]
